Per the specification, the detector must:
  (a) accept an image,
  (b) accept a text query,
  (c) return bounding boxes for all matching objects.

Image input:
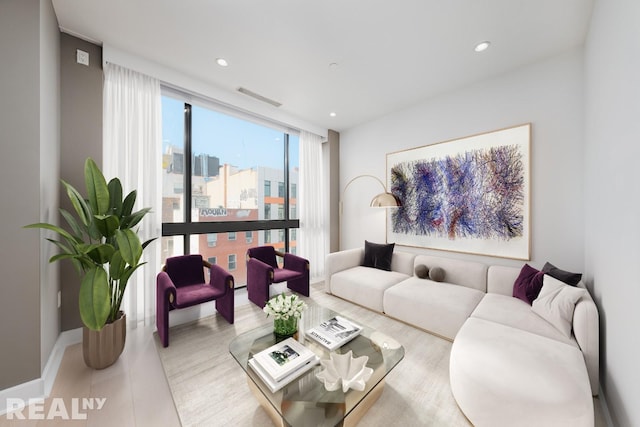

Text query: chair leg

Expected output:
[248,279,269,308]
[156,297,170,348]
[215,286,235,324]
[287,273,310,297]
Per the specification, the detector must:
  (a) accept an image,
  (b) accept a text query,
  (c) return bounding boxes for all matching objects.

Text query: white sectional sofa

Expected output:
[324,248,599,427]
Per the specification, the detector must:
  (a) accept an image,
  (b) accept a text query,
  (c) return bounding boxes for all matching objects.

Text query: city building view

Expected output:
[160,96,299,287]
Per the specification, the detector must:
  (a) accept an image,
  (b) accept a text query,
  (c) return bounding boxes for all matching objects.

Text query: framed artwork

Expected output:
[386,123,531,260]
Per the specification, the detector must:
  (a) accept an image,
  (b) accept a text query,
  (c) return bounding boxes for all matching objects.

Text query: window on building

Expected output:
[264,180,271,197]
[228,254,237,271]
[208,256,217,265]
[161,93,300,287]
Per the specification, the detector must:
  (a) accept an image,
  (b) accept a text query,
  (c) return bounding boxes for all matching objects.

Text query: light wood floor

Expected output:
[1,284,609,427]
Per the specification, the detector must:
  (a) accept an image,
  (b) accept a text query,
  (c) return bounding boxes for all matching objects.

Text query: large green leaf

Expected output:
[121,190,137,218]
[79,267,110,330]
[84,158,110,216]
[121,208,152,229]
[24,222,77,244]
[115,229,142,266]
[62,180,92,227]
[109,250,125,280]
[108,178,123,218]
[94,214,120,238]
[84,243,115,264]
[59,208,85,240]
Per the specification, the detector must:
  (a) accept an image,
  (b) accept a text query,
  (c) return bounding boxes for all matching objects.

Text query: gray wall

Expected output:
[59,33,103,331]
[39,0,61,372]
[0,0,60,389]
[340,49,585,273]
[584,1,640,426]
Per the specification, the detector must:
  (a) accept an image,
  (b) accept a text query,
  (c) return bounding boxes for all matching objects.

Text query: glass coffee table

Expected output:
[229,303,404,427]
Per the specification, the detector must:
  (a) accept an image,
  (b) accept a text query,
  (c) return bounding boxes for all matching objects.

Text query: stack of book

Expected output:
[248,337,319,393]
[307,316,363,351]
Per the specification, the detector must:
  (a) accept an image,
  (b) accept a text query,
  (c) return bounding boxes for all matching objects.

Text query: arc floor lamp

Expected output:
[339,174,402,249]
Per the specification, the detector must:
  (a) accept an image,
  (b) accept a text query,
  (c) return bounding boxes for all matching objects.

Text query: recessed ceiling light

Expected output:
[329,112,337,117]
[216,58,229,67]
[474,41,491,52]
[329,62,339,70]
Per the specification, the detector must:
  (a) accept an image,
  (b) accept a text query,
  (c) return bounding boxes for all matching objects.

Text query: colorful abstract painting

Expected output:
[386,124,530,259]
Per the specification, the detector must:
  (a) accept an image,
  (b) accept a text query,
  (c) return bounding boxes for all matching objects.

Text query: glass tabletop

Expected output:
[229,303,404,426]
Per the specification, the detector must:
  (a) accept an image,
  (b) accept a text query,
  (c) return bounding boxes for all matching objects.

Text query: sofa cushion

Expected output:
[450,317,594,427]
[331,266,409,312]
[542,261,582,286]
[413,255,488,292]
[532,275,588,338]
[512,264,544,305]
[362,240,395,271]
[383,277,484,340]
[470,293,577,347]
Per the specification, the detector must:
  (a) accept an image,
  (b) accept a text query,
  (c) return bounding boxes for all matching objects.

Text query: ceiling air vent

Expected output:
[237,87,282,108]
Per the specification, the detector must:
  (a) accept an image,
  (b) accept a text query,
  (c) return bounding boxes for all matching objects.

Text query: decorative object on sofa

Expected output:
[339,174,401,248]
[386,123,531,260]
[512,263,545,304]
[541,261,582,286]
[315,350,374,393]
[428,266,445,282]
[414,264,429,278]
[25,158,156,369]
[156,254,235,347]
[263,293,307,338]
[246,245,310,308]
[532,274,588,337]
[362,240,395,271]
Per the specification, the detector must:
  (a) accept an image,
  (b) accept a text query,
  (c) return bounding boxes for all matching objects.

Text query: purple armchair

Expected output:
[156,254,234,347]
[246,246,310,308]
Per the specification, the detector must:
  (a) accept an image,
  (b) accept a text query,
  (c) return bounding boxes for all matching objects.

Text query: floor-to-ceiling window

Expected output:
[161,93,300,287]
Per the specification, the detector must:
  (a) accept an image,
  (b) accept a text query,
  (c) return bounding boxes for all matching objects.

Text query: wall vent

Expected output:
[237,87,282,108]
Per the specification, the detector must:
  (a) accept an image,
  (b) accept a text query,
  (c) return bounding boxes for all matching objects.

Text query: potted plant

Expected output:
[26,158,155,369]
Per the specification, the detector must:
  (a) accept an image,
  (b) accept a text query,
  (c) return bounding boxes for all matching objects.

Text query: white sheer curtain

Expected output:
[298,131,327,280]
[103,63,162,326]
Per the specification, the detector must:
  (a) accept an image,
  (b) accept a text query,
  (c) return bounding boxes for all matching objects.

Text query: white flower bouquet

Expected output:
[263,293,308,320]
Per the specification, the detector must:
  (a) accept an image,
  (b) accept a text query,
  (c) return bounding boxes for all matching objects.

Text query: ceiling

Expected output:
[51,0,594,132]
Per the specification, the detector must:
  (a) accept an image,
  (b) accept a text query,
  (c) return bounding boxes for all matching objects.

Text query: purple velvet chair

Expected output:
[156,254,234,347]
[246,246,310,308]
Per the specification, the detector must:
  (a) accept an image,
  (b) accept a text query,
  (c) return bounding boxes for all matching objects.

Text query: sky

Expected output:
[161,96,299,170]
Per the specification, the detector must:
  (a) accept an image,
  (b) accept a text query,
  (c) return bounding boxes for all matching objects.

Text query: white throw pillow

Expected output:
[531,274,588,337]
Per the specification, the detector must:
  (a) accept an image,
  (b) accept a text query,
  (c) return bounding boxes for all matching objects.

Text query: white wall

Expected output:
[584,1,640,426]
[341,48,585,271]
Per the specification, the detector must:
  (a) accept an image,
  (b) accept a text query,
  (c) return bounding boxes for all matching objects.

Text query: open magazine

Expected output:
[307,316,363,351]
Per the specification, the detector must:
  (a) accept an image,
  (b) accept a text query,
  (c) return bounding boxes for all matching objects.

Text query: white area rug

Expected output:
[154,284,471,426]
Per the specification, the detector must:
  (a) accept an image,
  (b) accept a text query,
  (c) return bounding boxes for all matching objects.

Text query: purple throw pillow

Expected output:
[512,264,545,305]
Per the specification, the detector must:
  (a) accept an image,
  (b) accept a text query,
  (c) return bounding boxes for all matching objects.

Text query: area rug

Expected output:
[154,283,471,426]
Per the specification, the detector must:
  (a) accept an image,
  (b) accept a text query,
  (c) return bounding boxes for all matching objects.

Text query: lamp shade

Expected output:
[370,192,402,208]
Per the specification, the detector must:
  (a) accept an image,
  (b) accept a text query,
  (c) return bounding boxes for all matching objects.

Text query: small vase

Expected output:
[273,316,298,339]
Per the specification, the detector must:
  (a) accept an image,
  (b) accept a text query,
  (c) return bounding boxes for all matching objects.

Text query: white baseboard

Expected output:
[0,328,82,416]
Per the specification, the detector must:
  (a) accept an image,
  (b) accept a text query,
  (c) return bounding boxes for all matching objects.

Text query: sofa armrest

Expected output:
[390,251,416,276]
[573,290,600,396]
[324,248,364,293]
